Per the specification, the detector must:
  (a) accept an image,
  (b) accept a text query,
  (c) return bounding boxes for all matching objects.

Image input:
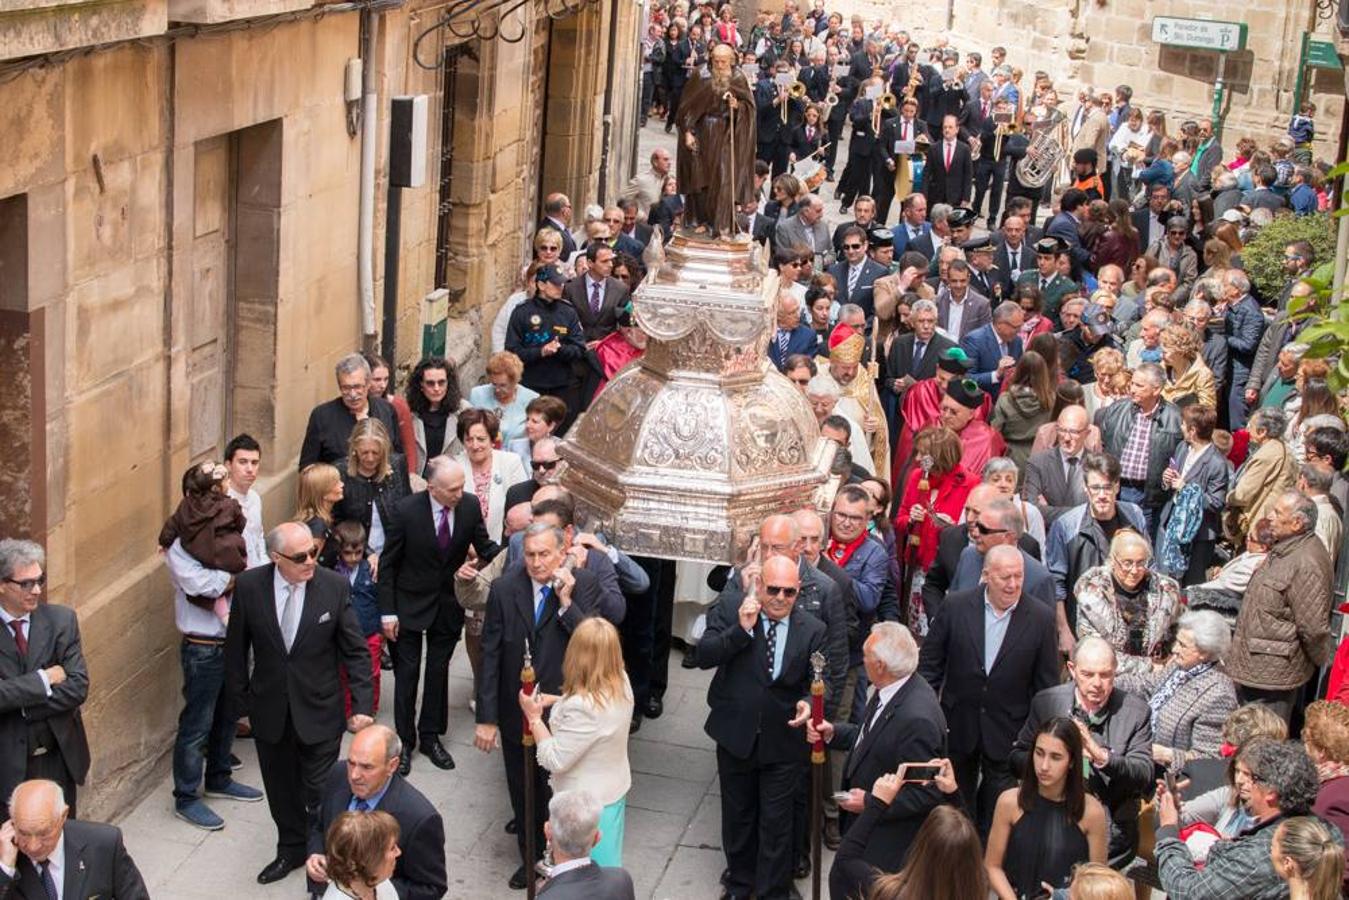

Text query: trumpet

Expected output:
[873,91,896,134]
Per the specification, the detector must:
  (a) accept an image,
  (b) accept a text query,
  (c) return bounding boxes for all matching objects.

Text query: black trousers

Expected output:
[825,117,845,175]
[950,749,1015,838]
[973,157,1005,224]
[393,599,464,747]
[718,746,803,900]
[758,141,790,178]
[647,558,678,701]
[255,716,342,857]
[502,736,551,868]
[665,83,685,129]
[837,151,874,207]
[872,158,896,223]
[621,556,664,710]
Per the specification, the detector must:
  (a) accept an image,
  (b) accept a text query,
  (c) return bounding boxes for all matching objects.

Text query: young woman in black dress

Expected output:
[986,717,1109,899]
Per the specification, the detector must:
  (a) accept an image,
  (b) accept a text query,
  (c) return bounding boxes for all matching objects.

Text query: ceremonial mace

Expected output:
[521,639,538,900]
[809,649,826,900]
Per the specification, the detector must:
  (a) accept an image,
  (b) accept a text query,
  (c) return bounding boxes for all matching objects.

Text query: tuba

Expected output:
[1015,129,1064,188]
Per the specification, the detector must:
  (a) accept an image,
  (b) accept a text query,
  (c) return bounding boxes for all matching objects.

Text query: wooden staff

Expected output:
[809,650,826,900]
[521,639,538,900]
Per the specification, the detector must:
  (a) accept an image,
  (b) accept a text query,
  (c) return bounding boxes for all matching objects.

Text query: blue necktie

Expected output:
[39,862,56,900]
[535,585,552,624]
[353,798,370,812]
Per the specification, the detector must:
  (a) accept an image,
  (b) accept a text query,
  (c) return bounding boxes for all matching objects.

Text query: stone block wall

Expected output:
[0,0,644,816]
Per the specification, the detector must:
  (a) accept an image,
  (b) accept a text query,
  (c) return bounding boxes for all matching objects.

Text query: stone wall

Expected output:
[0,0,640,817]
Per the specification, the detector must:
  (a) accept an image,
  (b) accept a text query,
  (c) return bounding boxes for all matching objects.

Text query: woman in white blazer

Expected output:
[454,408,528,542]
[519,617,634,866]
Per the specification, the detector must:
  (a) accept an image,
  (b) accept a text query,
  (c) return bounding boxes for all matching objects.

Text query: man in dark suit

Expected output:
[0,779,148,899]
[923,115,973,207]
[475,524,602,890]
[538,193,577,258]
[946,500,1055,606]
[890,193,931,256]
[918,546,1058,835]
[959,80,1002,222]
[1044,188,1093,281]
[769,292,819,371]
[306,724,447,900]
[921,485,1041,619]
[1022,405,1091,525]
[537,789,636,900]
[738,200,776,246]
[960,301,1025,392]
[993,215,1036,297]
[808,622,946,875]
[564,244,630,344]
[505,437,561,512]
[698,555,825,900]
[615,199,653,250]
[379,457,500,775]
[827,225,888,318]
[1131,183,1171,254]
[886,298,955,389]
[0,541,90,820]
[225,522,374,884]
[830,198,878,256]
[1011,637,1154,867]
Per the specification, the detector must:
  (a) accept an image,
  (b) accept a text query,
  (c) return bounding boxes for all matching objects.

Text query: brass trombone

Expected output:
[873,91,896,135]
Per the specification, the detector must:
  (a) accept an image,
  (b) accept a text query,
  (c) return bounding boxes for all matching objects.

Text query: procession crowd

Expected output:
[1,2,1348,900]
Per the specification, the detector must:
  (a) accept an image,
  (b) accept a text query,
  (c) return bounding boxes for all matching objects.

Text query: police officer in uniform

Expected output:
[504,265,587,434]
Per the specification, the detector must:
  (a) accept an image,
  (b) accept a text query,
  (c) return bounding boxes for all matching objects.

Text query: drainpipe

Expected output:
[358,8,379,340]
[596,0,621,202]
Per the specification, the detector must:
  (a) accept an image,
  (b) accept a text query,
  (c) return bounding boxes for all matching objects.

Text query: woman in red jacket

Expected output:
[893,425,976,573]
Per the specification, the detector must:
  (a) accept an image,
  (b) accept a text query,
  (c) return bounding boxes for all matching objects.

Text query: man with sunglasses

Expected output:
[224,522,373,885]
[504,437,563,514]
[826,225,887,319]
[0,541,89,823]
[947,499,1055,607]
[698,554,825,900]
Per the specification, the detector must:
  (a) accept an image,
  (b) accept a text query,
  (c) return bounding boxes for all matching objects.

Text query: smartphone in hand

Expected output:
[898,763,941,782]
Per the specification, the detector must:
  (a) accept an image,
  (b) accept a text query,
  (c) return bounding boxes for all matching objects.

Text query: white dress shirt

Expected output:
[273,568,306,646]
[227,484,267,569]
[861,674,909,736]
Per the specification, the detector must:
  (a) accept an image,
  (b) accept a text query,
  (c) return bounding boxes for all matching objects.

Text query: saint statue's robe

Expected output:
[676,70,757,237]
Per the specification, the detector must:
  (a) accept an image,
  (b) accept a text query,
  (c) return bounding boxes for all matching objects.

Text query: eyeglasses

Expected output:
[1057,426,1087,437]
[973,521,1008,536]
[4,576,44,591]
[421,378,448,387]
[338,384,367,396]
[764,585,800,598]
[277,548,319,564]
[1113,557,1149,572]
[1085,482,1116,495]
[832,511,866,524]
[533,459,561,471]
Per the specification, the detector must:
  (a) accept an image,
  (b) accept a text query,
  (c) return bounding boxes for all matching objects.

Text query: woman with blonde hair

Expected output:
[297,461,344,567]
[334,419,411,577]
[1083,347,1130,418]
[1272,816,1345,900]
[321,810,401,899]
[518,617,634,866]
[468,351,538,446]
[1159,324,1216,409]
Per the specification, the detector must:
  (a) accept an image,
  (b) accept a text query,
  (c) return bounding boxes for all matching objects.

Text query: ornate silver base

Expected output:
[559,233,838,565]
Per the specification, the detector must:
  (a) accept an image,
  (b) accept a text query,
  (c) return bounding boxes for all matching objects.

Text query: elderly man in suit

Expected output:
[380,457,501,776]
[306,725,446,900]
[225,522,374,885]
[1068,87,1110,171]
[0,779,148,899]
[1012,638,1154,867]
[775,195,832,269]
[0,541,89,821]
[699,555,825,900]
[961,300,1024,392]
[808,623,946,875]
[923,115,973,208]
[537,193,577,259]
[475,523,602,890]
[993,215,1035,296]
[918,546,1058,834]
[827,225,888,318]
[769,291,819,371]
[946,500,1055,606]
[539,790,635,900]
[885,298,955,434]
[935,260,991,341]
[564,244,630,345]
[1023,405,1092,524]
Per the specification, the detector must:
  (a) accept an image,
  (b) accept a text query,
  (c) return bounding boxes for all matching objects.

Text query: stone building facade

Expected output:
[0,0,643,816]
[794,0,1345,160]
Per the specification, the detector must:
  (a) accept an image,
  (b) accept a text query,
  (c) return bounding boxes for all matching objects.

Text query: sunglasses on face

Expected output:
[4,576,45,591]
[533,459,561,471]
[278,547,319,564]
[973,521,1008,536]
[843,242,864,249]
[764,585,799,598]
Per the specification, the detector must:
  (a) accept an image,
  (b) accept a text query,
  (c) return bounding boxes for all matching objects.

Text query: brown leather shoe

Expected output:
[823,817,842,850]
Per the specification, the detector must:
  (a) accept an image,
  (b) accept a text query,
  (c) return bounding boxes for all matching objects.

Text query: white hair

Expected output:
[868,622,918,679]
[548,790,602,859]
[1177,610,1231,660]
[806,374,840,399]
